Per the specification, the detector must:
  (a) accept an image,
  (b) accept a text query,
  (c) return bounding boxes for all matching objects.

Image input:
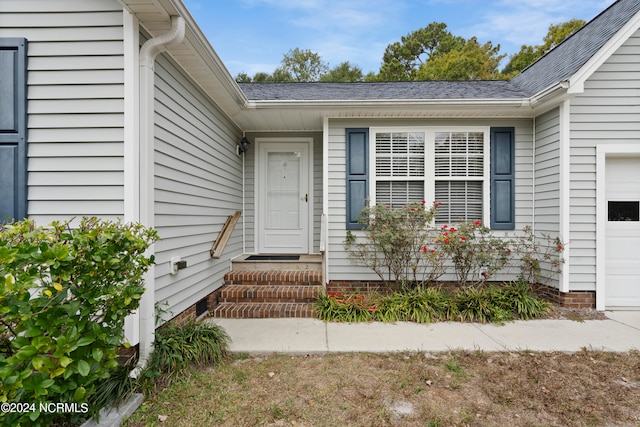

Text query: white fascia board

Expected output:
[126,0,248,112]
[568,10,640,94]
[166,0,248,108]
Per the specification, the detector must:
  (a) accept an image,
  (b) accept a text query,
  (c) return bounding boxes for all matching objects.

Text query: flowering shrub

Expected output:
[345,200,565,290]
[345,200,441,285]
[436,221,512,289]
[511,225,565,286]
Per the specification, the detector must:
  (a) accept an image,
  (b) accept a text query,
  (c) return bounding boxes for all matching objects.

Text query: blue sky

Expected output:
[182,0,615,78]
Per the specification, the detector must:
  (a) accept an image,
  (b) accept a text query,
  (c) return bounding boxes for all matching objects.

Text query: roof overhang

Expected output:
[118,0,248,124]
[230,89,577,131]
[117,0,579,133]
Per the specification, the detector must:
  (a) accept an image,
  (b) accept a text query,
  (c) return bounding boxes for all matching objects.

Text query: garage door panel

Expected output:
[605,236,640,260]
[605,156,640,307]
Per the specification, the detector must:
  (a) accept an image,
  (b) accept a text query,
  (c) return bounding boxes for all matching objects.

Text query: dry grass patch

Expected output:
[125,350,640,427]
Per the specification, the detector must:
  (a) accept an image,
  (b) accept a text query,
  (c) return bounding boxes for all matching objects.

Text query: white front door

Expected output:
[605,156,640,307]
[257,141,311,254]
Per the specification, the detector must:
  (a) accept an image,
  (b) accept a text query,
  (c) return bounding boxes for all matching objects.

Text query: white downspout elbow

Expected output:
[136,15,185,371]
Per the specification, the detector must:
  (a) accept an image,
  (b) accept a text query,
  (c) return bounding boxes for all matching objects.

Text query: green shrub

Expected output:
[0,218,157,426]
[138,321,230,392]
[377,286,449,323]
[497,279,551,319]
[315,291,377,323]
[454,286,512,323]
[316,282,550,325]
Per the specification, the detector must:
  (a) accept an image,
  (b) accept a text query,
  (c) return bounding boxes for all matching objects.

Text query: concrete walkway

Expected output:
[208,311,640,354]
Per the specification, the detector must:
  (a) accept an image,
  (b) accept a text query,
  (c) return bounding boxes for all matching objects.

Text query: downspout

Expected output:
[137,16,185,368]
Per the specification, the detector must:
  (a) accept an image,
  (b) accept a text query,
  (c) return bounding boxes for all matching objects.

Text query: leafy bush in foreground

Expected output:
[0,218,157,426]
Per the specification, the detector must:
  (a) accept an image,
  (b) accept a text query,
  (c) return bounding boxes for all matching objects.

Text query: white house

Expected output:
[1,0,639,361]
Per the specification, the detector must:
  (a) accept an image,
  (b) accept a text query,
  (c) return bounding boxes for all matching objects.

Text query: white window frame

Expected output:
[369,126,490,226]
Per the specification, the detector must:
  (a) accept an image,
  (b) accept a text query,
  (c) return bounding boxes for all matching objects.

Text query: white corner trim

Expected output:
[558,101,571,293]
[321,116,329,284]
[569,11,640,94]
[123,10,139,225]
[122,9,140,348]
[595,143,640,311]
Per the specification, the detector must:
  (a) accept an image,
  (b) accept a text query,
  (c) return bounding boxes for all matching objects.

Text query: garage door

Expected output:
[605,156,640,307]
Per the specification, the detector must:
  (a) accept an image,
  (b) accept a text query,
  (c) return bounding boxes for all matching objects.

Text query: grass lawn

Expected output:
[125,349,640,426]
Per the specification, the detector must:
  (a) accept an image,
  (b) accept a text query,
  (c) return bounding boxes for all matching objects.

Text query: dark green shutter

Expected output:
[345,128,369,230]
[0,38,28,221]
[490,127,515,230]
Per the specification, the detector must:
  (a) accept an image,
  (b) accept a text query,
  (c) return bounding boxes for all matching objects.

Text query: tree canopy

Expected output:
[502,19,586,76]
[236,18,586,83]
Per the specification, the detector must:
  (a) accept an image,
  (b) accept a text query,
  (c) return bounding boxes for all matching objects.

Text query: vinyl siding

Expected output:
[0,0,125,223]
[243,131,324,254]
[533,107,561,287]
[568,29,640,292]
[152,53,243,319]
[327,118,533,281]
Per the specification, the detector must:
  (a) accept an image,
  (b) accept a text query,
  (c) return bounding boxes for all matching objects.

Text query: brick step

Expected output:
[224,270,322,287]
[218,284,321,303]
[215,271,323,318]
[212,302,316,319]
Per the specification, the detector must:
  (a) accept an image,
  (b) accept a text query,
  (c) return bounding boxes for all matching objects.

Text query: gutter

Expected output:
[529,80,570,106]
[137,15,185,370]
[245,98,531,109]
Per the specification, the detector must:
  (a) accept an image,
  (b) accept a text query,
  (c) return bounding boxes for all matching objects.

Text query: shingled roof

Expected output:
[239,0,640,102]
[512,0,640,94]
[239,80,528,101]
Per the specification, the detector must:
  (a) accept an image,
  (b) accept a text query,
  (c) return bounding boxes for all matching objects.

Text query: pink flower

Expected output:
[431,249,436,253]
[421,200,426,204]
[460,236,466,241]
[557,244,563,250]
[474,221,481,226]
[441,224,448,230]
[422,246,428,253]
[443,232,448,237]
[449,227,456,232]
[444,238,450,243]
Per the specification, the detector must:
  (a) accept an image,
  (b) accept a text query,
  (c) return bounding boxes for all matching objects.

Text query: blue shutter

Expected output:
[490,127,515,230]
[345,128,369,230]
[0,38,28,221]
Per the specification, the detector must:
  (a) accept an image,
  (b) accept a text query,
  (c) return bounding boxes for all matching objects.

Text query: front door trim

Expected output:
[255,137,314,254]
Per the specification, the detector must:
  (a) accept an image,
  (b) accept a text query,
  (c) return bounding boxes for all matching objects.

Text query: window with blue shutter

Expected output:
[490,127,515,229]
[0,38,28,221]
[345,128,369,230]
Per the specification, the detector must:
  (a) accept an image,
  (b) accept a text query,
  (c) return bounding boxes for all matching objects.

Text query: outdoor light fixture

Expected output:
[237,136,250,155]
